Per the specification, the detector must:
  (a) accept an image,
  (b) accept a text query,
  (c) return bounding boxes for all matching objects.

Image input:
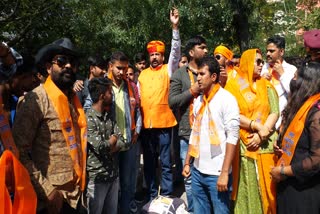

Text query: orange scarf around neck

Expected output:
[189,84,221,158]
[277,93,320,166]
[43,76,87,190]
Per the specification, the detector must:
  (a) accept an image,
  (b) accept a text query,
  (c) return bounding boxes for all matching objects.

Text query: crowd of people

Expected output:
[0,7,320,214]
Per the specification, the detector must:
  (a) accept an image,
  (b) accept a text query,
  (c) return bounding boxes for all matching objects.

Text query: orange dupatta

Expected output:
[225,49,271,159]
[225,49,277,213]
[43,76,87,191]
[189,84,221,158]
[0,96,19,158]
[277,93,320,166]
[0,150,37,214]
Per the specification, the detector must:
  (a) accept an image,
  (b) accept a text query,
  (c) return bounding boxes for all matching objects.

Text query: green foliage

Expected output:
[1,0,319,64]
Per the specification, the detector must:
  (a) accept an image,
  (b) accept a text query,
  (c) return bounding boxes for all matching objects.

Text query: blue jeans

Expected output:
[86,178,119,214]
[119,141,139,214]
[180,138,193,213]
[192,168,232,214]
[141,128,173,200]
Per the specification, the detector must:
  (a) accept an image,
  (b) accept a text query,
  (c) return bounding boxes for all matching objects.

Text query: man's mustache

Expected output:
[61,68,74,75]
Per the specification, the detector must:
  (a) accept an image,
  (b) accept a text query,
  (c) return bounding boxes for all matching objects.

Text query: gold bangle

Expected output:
[251,121,256,131]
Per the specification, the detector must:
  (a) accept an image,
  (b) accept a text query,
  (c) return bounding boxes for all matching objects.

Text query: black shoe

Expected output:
[135,191,146,204]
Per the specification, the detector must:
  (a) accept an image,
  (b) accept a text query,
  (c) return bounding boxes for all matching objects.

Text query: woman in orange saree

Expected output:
[225,49,279,214]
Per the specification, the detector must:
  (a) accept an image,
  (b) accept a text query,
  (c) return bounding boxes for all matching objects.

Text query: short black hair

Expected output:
[184,35,206,61]
[128,63,138,73]
[110,51,128,64]
[267,35,286,49]
[134,52,146,63]
[197,56,220,83]
[88,55,108,70]
[88,77,112,103]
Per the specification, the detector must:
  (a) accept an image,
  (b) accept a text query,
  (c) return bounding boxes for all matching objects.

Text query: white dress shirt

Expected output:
[191,87,240,176]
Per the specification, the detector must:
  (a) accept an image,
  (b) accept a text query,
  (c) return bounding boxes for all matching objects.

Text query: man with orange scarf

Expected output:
[12,38,87,213]
[182,56,239,214]
[138,8,180,200]
[213,45,237,87]
[225,49,279,214]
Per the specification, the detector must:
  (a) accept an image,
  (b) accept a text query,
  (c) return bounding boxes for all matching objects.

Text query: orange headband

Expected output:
[147,40,165,54]
[214,45,233,61]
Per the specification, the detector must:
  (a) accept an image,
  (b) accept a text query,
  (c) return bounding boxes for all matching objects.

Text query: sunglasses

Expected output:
[256,59,264,66]
[215,55,222,60]
[52,55,77,68]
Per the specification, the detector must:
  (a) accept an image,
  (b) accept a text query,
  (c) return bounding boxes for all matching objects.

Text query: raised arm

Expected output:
[167,8,181,78]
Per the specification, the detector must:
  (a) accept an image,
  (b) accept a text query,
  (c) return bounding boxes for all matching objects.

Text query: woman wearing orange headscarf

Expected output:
[225,49,279,214]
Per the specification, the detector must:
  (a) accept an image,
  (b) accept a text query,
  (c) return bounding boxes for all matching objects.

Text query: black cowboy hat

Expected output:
[35,38,79,65]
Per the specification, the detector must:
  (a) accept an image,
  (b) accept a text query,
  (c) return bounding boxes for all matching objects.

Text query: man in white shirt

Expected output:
[182,56,239,214]
[261,35,296,129]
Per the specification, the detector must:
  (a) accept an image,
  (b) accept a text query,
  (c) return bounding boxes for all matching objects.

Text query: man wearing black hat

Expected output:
[304,29,320,62]
[12,38,87,213]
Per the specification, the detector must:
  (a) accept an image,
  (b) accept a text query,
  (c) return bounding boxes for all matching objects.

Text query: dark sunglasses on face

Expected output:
[215,55,222,60]
[256,59,264,66]
[52,55,77,68]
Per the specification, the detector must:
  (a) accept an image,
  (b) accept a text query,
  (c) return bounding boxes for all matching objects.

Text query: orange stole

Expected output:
[0,150,37,214]
[277,93,320,167]
[43,76,87,191]
[189,84,221,158]
[0,96,19,158]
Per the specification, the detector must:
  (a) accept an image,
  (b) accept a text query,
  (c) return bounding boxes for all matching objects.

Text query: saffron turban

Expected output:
[147,40,165,54]
[214,45,233,61]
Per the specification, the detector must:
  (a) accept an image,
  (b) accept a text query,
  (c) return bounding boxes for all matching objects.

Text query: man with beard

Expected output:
[213,45,237,87]
[12,38,87,214]
[169,35,208,213]
[261,35,296,129]
[138,8,180,200]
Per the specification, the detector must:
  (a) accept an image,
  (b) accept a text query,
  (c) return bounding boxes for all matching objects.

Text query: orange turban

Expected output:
[147,40,165,54]
[214,45,233,61]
